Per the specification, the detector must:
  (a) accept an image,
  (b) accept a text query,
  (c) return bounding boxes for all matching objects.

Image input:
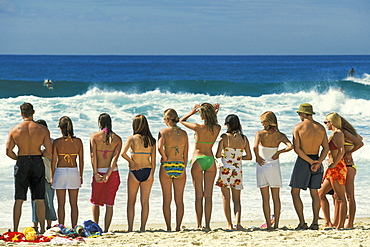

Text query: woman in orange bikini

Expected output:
[318,113,347,229]
[90,113,122,232]
[158,108,188,231]
[51,116,84,228]
[180,103,221,231]
[121,115,156,232]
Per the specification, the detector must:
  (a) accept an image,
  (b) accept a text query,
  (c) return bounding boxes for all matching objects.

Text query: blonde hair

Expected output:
[164,108,179,123]
[260,111,279,131]
[326,112,342,129]
[199,103,218,132]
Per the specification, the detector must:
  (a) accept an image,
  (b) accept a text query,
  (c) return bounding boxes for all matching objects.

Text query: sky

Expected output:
[0,0,369,55]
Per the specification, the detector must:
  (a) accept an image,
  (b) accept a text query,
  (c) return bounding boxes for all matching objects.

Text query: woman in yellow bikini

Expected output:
[335,115,363,228]
[180,103,221,231]
[158,108,188,231]
[51,116,84,228]
[90,113,122,232]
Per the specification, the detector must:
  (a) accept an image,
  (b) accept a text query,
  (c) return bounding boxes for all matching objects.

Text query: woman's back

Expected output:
[92,131,121,168]
[194,124,221,156]
[258,130,285,148]
[55,137,82,167]
[161,126,188,162]
[130,134,153,168]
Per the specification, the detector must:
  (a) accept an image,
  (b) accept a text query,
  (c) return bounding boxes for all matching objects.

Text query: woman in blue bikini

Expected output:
[121,115,156,232]
[180,103,221,231]
[158,108,189,231]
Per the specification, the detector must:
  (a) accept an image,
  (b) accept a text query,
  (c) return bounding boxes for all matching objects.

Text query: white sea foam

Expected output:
[0,88,369,229]
[345,73,370,86]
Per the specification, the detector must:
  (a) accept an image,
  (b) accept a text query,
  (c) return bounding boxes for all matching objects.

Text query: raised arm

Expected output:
[180,104,200,130]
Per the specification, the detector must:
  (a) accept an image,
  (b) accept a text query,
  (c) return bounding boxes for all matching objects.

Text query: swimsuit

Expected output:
[193,155,215,171]
[162,162,185,179]
[256,146,282,188]
[58,153,78,163]
[328,140,338,150]
[215,136,244,190]
[14,155,45,201]
[344,142,357,170]
[91,167,120,206]
[194,134,216,144]
[130,168,152,182]
[289,154,323,190]
[97,150,114,159]
[129,137,152,182]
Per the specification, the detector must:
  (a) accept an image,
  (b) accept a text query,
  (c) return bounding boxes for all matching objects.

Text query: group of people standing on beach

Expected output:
[5,102,363,234]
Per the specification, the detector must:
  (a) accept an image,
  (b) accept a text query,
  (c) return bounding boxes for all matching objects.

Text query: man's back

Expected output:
[294,119,326,155]
[10,121,49,155]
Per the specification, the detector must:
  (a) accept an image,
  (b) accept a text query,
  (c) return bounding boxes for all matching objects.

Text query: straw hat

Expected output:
[297,103,315,115]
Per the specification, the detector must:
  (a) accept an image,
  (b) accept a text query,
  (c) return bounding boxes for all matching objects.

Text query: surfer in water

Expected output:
[348,68,355,77]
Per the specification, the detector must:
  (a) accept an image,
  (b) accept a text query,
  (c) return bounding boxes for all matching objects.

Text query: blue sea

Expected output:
[0,55,369,229]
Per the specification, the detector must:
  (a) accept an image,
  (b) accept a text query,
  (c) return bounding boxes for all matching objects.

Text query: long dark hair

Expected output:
[58,116,75,139]
[224,114,243,137]
[132,115,156,148]
[99,113,112,145]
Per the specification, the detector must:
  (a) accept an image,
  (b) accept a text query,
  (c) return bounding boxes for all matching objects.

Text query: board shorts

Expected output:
[289,155,323,190]
[90,168,120,207]
[52,167,81,189]
[14,155,45,200]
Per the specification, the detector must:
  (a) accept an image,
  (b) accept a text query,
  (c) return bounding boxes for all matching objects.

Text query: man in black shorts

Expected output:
[6,103,52,233]
[290,103,329,230]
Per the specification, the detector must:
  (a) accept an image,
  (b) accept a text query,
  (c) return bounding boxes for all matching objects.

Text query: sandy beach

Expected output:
[2,218,369,246]
[86,218,370,247]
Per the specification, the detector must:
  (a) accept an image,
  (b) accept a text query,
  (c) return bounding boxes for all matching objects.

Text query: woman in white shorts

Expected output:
[253,111,293,230]
[51,116,84,227]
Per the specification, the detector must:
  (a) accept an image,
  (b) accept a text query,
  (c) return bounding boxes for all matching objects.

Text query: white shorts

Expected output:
[52,167,81,189]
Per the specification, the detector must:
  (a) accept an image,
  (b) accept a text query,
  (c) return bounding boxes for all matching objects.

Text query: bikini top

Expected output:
[344,141,354,146]
[58,153,78,163]
[328,140,338,150]
[130,137,151,155]
[194,134,215,144]
[97,149,114,159]
[162,126,184,156]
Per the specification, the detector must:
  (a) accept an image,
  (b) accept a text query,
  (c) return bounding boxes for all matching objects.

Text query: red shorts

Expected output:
[90,170,120,206]
[324,159,347,185]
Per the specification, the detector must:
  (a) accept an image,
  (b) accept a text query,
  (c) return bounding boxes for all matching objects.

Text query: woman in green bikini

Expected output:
[158,108,189,231]
[180,103,221,231]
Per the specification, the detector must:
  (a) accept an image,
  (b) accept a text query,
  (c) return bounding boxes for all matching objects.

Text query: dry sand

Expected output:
[1,218,369,246]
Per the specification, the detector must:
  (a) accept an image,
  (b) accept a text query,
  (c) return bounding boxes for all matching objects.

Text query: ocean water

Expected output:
[0,55,369,229]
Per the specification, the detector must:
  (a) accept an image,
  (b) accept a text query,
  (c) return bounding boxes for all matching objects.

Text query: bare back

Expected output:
[193,124,221,157]
[159,127,188,162]
[257,130,287,148]
[90,131,122,169]
[8,121,51,156]
[293,119,327,155]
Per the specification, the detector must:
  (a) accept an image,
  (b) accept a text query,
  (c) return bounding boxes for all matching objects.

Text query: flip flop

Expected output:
[309,224,319,230]
[295,223,309,230]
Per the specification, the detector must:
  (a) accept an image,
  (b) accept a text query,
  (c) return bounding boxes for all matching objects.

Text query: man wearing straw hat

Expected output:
[290,103,329,230]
